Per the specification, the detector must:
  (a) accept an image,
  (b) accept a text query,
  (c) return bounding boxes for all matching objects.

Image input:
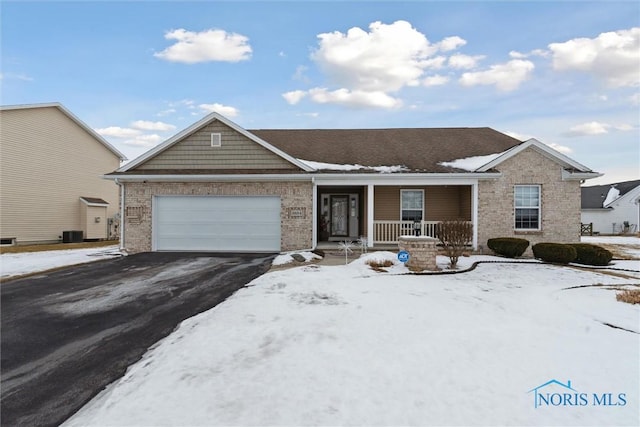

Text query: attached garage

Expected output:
[153,195,281,252]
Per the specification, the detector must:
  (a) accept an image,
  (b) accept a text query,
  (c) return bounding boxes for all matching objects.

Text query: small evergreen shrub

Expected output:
[568,243,613,266]
[487,237,529,258]
[532,243,577,264]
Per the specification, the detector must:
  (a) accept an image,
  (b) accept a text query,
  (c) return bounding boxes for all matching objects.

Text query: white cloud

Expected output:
[311,20,438,92]
[503,131,534,141]
[0,72,34,81]
[448,53,485,69]
[436,36,467,52]
[292,65,309,82]
[308,87,402,109]
[95,126,141,139]
[422,56,447,69]
[509,49,549,59]
[422,75,449,87]
[630,93,640,106]
[123,134,163,147]
[297,112,320,118]
[131,120,176,132]
[282,90,307,105]
[565,121,610,136]
[549,27,640,87]
[198,103,239,117]
[154,28,252,63]
[157,108,177,117]
[459,59,534,91]
[545,142,573,154]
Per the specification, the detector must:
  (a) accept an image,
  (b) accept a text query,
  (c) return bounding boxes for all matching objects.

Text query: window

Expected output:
[401,190,424,221]
[514,185,540,230]
[211,133,222,147]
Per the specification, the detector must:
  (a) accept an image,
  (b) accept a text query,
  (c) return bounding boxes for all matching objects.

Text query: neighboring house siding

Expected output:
[478,147,581,252]
[135,122,299,171]
[373,186,472,221]
[581,185,640,234]
[0,107,121,243]
[122,181,313,253]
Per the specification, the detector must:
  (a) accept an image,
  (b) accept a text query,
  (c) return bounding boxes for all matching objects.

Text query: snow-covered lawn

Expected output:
[64,252,639,426]
[0,246,121,279]
[582,236,640,259]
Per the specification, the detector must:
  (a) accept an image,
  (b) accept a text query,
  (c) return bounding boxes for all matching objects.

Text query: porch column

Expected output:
[367,184,374,247]
[471,182,478,250]
[312,178,318,249]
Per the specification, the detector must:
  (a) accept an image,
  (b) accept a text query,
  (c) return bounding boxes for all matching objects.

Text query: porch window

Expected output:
[514,185,540,230]
[401,190,424,221]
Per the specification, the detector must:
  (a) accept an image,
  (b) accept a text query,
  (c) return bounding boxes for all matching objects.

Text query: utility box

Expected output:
[62,230,84,243]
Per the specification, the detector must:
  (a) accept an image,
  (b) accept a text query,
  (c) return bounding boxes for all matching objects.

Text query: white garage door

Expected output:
[154,196,281,252]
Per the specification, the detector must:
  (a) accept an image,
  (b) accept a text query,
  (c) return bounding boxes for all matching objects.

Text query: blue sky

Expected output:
[2,1,638,185]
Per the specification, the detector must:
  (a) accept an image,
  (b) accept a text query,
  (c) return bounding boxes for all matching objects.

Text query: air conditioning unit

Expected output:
[62,230,84,243]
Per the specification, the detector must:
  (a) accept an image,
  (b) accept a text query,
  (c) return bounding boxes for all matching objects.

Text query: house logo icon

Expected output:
[528,379,577,408]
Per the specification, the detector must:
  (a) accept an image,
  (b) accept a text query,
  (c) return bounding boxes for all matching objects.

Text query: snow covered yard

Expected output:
[64,253,639,426]
[0,245,121,279]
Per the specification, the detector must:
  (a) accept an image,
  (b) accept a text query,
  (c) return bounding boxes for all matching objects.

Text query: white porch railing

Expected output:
[373,221,441,244]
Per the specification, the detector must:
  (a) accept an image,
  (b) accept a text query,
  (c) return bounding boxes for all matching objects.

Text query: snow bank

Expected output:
[272,251,322,266]
[1,246,121,279]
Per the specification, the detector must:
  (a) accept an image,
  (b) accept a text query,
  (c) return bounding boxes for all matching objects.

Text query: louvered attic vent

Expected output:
[211,133,222,147]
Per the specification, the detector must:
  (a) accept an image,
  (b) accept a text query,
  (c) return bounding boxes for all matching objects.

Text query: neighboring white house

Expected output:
[581,180,640,234]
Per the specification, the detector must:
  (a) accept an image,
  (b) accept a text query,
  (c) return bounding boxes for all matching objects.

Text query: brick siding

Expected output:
[122,181,313,253]
[478,147,581,255]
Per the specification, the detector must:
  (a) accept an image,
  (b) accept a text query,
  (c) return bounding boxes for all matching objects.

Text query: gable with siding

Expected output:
[133,120,301,172]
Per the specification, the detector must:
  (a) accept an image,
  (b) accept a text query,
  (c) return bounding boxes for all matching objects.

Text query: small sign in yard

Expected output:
[397,250,410,263]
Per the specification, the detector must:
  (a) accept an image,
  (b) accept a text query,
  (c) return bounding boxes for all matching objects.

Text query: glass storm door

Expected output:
[330,195,349,237]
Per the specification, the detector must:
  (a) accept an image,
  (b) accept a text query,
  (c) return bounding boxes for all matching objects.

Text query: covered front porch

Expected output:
[313,178,479,249]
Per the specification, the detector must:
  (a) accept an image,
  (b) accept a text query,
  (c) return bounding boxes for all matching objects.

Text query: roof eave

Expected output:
[1,102,127,161]
[103,171,502,183]
[562,170,603,181]
[477,138,594,173]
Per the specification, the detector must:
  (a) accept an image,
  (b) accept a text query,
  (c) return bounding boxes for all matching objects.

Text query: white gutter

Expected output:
[114,178,125,252]
[103,172,502,183]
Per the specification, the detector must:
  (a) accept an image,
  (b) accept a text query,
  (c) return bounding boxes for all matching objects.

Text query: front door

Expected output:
[330,195,349,237]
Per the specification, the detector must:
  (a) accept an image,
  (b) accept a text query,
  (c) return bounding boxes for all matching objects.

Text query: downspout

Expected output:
[114,178,125,252]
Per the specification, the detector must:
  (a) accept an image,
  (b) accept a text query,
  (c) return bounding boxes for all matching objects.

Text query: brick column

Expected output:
[398,236,439,272]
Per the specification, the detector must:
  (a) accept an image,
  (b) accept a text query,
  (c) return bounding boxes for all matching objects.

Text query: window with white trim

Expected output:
[211,133,222,147]
[514,185,540,230]
[401,189,424,221]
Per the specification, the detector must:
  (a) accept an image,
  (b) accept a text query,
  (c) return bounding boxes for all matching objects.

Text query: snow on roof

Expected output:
[298,159,409,173]
[438,152,504,172]
[603,186,621,207]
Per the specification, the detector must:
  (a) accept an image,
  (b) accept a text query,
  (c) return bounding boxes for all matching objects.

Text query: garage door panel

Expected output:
[154,196,281,252]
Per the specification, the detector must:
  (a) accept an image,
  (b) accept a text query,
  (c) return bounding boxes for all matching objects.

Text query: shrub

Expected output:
[568,243,613,266]
[616,289,640,305]
[487,237,529,258]
[436,220,473,268]
[532,243,577,264]
[366,259,393,272]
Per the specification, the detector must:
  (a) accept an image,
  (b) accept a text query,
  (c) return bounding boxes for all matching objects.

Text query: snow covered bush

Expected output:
[532,243,577,264]
[436,220,472,268]
[568,243,613,266]
[487,237,529,258]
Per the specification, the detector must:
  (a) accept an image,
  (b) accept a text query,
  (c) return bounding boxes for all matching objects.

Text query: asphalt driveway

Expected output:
[1,252,274,427]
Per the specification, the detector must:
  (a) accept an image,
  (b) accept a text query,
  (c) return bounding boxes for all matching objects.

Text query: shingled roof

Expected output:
[250,127,521,173]
[581,179,640,209]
